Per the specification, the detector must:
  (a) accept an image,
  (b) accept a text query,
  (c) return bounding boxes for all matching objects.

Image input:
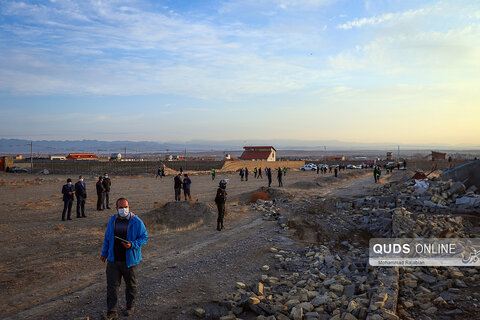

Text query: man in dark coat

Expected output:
[277,167,283,187]
[97,176,105,210]
[75,175,87,218]
[267,168,272,187]
[103,173,112,209]
[183,174,192,201]
[215,179,228,231]
[62,178,75,221]
[174,173,183,201]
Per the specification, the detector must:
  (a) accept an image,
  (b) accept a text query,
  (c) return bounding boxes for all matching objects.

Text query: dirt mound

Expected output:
[238,187,295,204]
[249,190,269,203]
[289,181,318,189]
[142,201,215,233]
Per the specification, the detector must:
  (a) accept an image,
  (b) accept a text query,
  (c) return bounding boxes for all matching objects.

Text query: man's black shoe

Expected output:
[107,207,111,209]
[67,218,72,220]
[82,215,87,218]
[62,219,65,221]
[123,306,135,317]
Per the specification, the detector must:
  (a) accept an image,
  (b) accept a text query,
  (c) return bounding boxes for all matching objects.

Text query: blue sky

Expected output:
[0,0,479,146]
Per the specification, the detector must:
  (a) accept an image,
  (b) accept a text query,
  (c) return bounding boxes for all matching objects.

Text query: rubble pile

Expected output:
[372,178,480,213]
[195,245,401,320]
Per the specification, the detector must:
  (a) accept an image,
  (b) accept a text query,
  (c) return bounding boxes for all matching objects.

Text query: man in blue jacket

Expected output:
[61,178,75,221]
[100,198,148,319]
[75,175,87,218]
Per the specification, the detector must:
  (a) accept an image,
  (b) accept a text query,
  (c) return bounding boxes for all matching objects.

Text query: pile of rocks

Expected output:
[371,178,480,213]
[195,245,402,320]
[396,266,480,320]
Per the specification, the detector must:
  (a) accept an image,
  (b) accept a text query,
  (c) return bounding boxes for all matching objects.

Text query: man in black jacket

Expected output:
[174,173,183,201]
[75,175,87,218]
[103,173,112,209]
[61,178,75,221]
[215,179,228,231]
[97,176,105,210]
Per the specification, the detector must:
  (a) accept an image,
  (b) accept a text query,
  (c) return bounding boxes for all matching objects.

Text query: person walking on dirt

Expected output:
[103,173,112,210]
[277,167,283,187]
[96,176,105,211]
[174,173,183,201]
[283,167,287,176]
[245,168,249,181]
[373,166,378,183]
[329,167,332,173]
[61,178,75,221]
[215,179,228,231]
[258,167,263,179]
[211,168,216,180]
[183,174,192,201]
[316,165,320,174]
[239,168,244,181]
[254,167,257,178]
[267,168,272,187]
[156,167,162,179]
[100,197,148,319]
[334,167,338,177]
[75,176,87,218]
[265,167,268,176]
[179,167,183,174]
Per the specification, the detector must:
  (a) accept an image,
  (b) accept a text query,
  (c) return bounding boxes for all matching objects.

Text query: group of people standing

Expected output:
[237,167,286,187]
[61,173,112,220]
[173,173,192,201]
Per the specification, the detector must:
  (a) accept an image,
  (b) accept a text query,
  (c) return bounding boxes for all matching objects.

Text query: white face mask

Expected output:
[105,175,108,178]
[68,182,72,185]
[79,179,83,182]
[118,208,129,217]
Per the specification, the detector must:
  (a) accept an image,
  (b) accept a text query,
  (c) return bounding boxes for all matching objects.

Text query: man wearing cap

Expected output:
[100,198,148,319]
[215,179,228,231]
[61,178,75,221]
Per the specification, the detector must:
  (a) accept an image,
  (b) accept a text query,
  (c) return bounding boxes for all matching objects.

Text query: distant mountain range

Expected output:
[1,139,479,155]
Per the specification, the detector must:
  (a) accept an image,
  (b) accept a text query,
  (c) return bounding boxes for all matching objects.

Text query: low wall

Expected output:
[219,160,305,173]
[31,160,165,175]
[441,160,480,189]
[164,160,225,172]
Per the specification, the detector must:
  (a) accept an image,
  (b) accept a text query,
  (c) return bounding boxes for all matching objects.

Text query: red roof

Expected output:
[66,153,99,160]
[243,146,276,151]
[239,151,272,160]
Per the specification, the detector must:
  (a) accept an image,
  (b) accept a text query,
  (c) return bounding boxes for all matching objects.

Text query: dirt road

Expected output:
[0,169,377,319]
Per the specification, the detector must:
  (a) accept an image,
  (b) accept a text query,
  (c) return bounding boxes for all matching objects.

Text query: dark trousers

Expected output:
[174,188,181,201]
[245,175,248,181]
[103,192,110,209]
[268,177,272,187]
[212,174,215,180]
[76,197,86,217]
[62,200,73,220]
[106,260,137,314]
[217,202,225,228]
[184,188,191,200]
[278,178,283,187]
[97,193,105,210]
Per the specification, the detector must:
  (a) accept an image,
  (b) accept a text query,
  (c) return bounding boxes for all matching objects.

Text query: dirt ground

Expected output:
[0,169,380,320]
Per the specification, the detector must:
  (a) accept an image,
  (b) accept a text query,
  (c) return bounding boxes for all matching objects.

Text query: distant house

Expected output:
[325,156,345,161]
[431,151,446,161]
[66,153,99,160]
[239,146,276,161]
[386,152,393,161]
[50,155,67,161]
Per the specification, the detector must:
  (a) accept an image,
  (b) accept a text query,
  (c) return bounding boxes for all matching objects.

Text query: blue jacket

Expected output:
[101,213,148,268]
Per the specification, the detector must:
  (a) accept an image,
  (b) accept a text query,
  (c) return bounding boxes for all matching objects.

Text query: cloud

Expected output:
[337,8,428,29]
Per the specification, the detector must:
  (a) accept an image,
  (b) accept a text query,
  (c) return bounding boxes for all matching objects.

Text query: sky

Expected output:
[0,0,479,147]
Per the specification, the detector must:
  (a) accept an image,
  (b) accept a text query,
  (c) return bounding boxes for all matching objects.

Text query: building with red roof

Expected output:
[239,146,276,161]
[66,153,99,160]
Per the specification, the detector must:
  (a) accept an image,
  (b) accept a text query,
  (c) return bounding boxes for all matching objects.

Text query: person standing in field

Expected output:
[277,167,283,187]
[258,167,262,179]
[245,167,249,181]
[254,167,257,178]
[239,168,244,181]
[334,167,338,177]
[61,178,75,221]
[211,168,215,180]
[183,174,192,201]
[174,173,183,201]
[215,179,228,231]
[103,173,112,210]
[100,198,148,319]
[267,168,272,187]
[75,175,87,218]
[96,176,105,211]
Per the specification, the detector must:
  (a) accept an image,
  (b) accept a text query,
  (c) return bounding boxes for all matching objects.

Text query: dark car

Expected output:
[8,166,29,173]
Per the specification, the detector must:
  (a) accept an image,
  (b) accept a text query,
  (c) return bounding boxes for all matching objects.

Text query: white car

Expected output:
[300,164,317,171]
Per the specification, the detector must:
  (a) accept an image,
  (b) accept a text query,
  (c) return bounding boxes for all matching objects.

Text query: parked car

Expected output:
[300,164,317,171]
[8,166,28,173]
[346,164,354,169]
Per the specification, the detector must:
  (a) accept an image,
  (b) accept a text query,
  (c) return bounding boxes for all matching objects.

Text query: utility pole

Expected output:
[30,141,33,173]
